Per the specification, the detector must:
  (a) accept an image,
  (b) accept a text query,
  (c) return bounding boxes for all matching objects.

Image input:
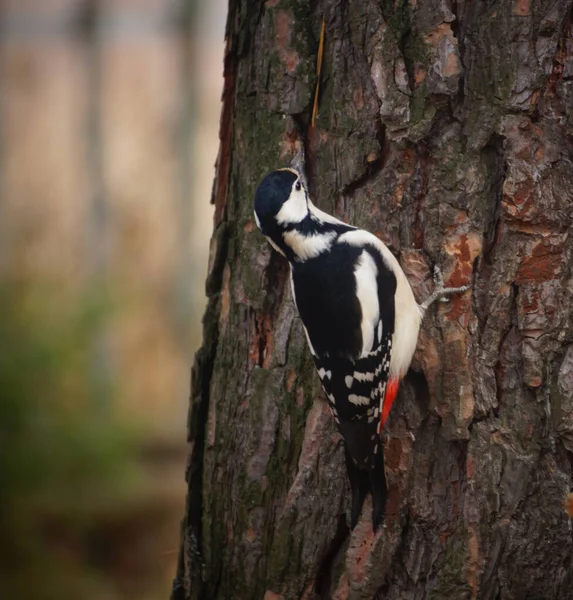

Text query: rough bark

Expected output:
[174,1,573,598]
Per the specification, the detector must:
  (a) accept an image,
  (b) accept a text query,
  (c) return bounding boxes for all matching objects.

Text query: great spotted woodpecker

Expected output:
[253,159,468,531]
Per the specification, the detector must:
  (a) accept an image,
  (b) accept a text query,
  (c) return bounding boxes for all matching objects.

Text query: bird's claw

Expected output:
[420,265,470,313]
[432,264,444,287]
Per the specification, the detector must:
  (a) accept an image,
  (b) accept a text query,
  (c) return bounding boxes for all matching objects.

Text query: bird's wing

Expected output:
[313,243,399,466]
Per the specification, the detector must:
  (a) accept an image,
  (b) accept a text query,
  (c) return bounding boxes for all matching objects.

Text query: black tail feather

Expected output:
[344,441,388,531]
[369,443,388,532]
[344,447,370,528]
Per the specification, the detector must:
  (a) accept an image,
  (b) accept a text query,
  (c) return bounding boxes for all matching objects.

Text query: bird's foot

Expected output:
[420,265,470,313]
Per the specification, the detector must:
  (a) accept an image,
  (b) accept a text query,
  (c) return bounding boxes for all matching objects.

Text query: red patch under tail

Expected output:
[381,377,400,428]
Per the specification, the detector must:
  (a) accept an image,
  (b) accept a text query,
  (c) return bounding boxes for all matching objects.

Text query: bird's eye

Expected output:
[295,181,302,191]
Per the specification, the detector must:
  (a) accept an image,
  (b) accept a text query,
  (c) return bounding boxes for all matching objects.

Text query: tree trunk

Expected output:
[174,0,573,598]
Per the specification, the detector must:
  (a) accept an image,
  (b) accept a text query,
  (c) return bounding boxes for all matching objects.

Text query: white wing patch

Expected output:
[353,370,374,382]
[353,250,380,358]
[374,361,385,377]
[339,229,421,378]
[367,405,380,423]
[348,394,371,406]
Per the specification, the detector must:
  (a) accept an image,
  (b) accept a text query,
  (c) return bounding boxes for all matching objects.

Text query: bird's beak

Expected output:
[290,145,308,189]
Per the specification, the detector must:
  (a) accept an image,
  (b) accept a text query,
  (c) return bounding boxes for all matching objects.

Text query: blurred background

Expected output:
[0,0,225,598]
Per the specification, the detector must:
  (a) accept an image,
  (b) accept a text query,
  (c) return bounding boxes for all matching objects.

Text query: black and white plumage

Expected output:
[254,166,466,530]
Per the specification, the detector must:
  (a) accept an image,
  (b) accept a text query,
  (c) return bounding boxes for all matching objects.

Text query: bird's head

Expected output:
[254,165,353,262]
[253,168,308,239]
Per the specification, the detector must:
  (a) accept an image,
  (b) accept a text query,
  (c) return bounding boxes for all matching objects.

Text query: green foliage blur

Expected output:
[0,280,140,600]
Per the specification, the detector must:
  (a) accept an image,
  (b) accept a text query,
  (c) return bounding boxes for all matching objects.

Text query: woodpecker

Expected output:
[253,159,468,531]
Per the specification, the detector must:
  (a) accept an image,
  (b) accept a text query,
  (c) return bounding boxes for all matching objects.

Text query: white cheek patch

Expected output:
[275,186,308,225]
[283,230,337,261]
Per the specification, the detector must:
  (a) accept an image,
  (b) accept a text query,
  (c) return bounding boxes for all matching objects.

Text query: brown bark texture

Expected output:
[174,0,573,599]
